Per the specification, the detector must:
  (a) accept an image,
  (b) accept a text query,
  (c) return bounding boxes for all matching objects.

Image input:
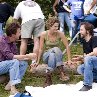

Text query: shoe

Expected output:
[93,79,97,83]
[79,85,92,91]
[43,72,52,88]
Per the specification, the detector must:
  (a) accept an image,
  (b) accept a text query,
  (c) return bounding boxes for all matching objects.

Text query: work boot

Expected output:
[44,71,52,87]
[58,66,69,81]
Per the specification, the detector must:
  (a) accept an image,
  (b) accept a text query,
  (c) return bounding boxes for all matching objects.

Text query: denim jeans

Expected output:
[58,12,72,37]
[84,14,97,28]
[70,19,83,43]
[0,23,4,36]
[43,47,63,72]
[0,59,28,86]
[77,56,97,86]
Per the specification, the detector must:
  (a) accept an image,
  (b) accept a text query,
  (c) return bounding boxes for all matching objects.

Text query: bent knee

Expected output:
[77,65,84,75]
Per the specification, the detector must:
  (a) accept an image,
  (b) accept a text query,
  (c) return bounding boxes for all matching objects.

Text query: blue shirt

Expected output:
[65,0,85,20]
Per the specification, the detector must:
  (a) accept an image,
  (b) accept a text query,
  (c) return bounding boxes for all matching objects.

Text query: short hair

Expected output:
[6,22,21,37]
[80,22,94,36]
[46,17,59,29]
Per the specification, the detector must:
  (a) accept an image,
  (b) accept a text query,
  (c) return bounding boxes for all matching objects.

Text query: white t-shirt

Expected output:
[13,1,44,24]
[84,0,96,14]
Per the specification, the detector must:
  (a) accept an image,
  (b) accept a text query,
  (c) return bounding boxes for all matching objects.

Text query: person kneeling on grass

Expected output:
[30,17,73,87]
[0,22,36,95]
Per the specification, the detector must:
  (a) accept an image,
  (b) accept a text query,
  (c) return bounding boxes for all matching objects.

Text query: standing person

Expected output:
[63,0,85,44]
[13,0,45,63]
[77,22,97,91]
[53,0,72,37]
[0,0,14,35]
[34,17,72,87]
[84,0,97,27]
[0,22,36,94]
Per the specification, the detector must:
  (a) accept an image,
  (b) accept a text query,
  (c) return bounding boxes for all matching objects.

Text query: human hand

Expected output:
[84,10,90,15]
[29,61,39,73]
[72,55,83,62]
[54,11,58,16]
[65,60,77,69]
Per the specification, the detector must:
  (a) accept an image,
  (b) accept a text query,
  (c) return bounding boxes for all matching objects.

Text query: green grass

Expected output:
[0,40,83,97]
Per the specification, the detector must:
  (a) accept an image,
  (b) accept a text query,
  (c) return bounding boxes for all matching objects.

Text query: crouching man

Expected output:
[0,22,36,94]
[77,22,97,91]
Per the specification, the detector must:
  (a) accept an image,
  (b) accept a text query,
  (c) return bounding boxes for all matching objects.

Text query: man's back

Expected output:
[14,1,44,24]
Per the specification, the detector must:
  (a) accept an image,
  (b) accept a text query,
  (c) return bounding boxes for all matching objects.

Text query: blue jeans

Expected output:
[84,14,97,28]
[70,19,83,43]
[43,47,63,72]
[77,56,97,86]
[0,23,4,35]
[58,12,72,37]
[0,59,28,86]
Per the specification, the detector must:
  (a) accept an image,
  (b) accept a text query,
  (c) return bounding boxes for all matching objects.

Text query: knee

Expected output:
[49,52,55,56]
[11,59,20,68]
[84,56,93,65]
[53,47,62,53]
[77,65,83,75]
[53,47,59,50]
[84,56,92,62]
[20,61,28,68]
[21,39,28,44]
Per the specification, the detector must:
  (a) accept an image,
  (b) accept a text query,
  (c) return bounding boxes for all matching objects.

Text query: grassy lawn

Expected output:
[0,42,84,97]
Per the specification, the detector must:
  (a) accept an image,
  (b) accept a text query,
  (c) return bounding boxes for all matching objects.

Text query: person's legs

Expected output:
[84,14,97,27]
[33,19,45,60]
[83,56,97,86]
[79,56,97,91]
[0,59,22,94]
[5,60,28,91]
[77,64,84,75]
[20,38,28,55]
[93,69,97,82]
[20,20,35,55]
[70,19,78,43]
[53,47,69,81]
[0,23,4,36]
[33,37,40,60]
[58,12,65,33]
[18,60,28,79]
[43,49,56,86]
[64,12,72,38]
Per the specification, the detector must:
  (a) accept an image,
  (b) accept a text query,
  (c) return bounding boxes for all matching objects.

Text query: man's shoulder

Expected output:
[91,36,97,40]
[0,35,7,44]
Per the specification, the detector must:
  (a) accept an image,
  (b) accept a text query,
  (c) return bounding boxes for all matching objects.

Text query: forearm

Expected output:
[13,55,29,60]
[66,47,71,61]
[86,51,97,56]
[13,53,36,60]
[88,1,96,12]
[53,6,56,12]
[37,50,43,63]
[63,5,71,13]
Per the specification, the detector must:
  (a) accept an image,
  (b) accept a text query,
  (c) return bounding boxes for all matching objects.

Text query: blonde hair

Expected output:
[45,17,59,29]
